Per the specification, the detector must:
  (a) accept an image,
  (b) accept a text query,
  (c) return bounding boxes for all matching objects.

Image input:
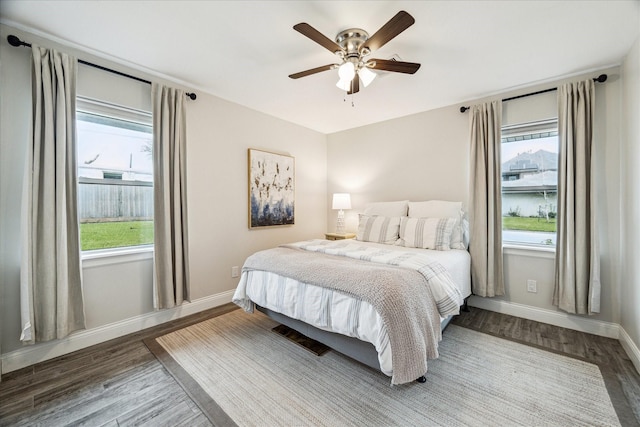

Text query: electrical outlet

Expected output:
[231,266,240,278]
[527,279,537,293]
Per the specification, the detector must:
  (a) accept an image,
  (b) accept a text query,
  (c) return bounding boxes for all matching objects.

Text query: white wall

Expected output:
[0,25,32,365]
[621,34,640,357]
[327,105,470,233]
[327,67,623,328]
[0,24,327,365]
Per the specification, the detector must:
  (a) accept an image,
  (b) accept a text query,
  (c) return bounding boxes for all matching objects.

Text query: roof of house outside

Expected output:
[502,149,557,173]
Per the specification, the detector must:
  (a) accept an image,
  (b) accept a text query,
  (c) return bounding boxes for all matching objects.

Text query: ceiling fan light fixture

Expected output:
[358,66,376,87]
[336,77,352,91]
[337,61,356,82]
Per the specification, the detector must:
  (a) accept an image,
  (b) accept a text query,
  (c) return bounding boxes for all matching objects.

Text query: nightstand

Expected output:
[325,232,356,240]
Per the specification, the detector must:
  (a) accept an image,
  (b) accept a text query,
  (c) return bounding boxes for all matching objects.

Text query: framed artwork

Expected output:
[248,149,295,228]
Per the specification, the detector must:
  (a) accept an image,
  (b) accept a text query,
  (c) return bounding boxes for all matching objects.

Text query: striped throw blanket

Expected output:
[236,240,464,385]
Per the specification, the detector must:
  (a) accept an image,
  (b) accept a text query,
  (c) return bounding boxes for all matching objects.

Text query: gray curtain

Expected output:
[152,83,190,309]
[553,79,601,314]
[20,45,86,344]
[468,101,505,297]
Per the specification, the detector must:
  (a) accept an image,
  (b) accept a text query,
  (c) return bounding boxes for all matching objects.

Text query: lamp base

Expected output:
[336,209,346,234]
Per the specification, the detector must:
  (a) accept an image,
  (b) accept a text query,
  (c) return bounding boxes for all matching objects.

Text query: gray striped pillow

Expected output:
[356,215,401,244]
[398,217,457,250]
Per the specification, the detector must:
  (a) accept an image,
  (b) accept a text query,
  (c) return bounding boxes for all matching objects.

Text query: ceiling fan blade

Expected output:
[364,11,415,53]
[294,23,344,54]
[347,75,360,94]
[289,64,336,79]
[369,59,421,74]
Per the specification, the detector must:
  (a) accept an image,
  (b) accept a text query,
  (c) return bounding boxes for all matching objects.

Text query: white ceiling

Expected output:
[1,1,638,134]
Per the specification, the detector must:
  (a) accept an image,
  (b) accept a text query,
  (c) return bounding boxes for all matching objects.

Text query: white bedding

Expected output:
[232,240,471,377]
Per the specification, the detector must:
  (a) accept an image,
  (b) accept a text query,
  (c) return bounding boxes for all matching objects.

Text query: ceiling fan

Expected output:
[288,11,421,94]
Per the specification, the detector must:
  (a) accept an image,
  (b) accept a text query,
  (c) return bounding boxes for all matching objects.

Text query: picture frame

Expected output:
[248,149,295,228]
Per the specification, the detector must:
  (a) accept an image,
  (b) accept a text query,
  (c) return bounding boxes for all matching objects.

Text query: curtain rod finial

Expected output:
[593,74,607,83]
[186,92,196,100]
[460,106,470,113]
[7,35,25,47]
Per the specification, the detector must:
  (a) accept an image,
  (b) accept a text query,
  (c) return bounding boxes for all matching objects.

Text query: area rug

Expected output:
[147,309,621,427]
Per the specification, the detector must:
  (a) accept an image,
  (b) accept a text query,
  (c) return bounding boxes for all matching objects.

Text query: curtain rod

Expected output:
[7,35,197,100]
[458,74,607,113]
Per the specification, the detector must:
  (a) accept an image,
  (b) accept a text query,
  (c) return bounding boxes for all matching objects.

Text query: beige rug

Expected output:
[150,309,620,427]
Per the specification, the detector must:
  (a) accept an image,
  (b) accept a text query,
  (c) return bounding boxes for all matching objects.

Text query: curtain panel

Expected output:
[152,83,190,309]
[468,101,505,297]
[20,45,86,344]
[553,79,601,314]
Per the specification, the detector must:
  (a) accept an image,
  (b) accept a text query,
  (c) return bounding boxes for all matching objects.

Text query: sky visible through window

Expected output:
[77,117,152,180]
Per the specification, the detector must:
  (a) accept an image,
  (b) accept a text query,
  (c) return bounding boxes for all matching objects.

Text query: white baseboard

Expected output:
[619,327,640,374]
[1,289,235,374]
[467,296,620,339]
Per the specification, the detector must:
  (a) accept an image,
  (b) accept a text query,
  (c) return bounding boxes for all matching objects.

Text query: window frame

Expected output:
[76,96,154,257]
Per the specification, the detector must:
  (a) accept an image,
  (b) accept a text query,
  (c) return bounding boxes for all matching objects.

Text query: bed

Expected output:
[233,200,471,385]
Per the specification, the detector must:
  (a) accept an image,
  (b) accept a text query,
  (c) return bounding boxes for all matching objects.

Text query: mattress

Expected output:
[233,240,471,377]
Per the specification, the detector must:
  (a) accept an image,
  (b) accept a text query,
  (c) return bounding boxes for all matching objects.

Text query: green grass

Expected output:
[502,216,556,232]
[80,221,153,251]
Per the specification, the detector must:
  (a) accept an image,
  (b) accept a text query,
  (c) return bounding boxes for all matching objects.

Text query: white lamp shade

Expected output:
[332,193,352,210]
[358,66,377,87]
[336,78,352,91]
[338,62,356,81]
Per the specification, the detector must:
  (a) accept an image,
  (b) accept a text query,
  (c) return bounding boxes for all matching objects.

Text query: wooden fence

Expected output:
[78,178,153,222]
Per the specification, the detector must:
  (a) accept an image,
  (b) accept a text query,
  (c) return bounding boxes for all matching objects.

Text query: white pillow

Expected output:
[398,217,457,250]
[363,200,408,217]
[408,201,466,249]
[356,215,401,244]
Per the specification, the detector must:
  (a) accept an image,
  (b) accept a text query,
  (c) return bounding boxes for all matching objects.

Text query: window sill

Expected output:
[82,245,153,268]
[503,243,555,259]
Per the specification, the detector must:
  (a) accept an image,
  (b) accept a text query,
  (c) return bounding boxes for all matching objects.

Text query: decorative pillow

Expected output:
[397,217,457,250]
[408,200,466,249]
[356,215,401,244]
[363,200,409,217]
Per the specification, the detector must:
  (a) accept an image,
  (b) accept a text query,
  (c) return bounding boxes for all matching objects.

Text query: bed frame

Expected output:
[257,302,466,383]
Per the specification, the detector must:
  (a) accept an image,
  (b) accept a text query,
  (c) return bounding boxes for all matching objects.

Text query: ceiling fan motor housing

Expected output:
[335,28,370,59]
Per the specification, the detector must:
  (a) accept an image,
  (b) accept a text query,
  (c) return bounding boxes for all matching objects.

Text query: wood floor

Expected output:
[1,304,638,426]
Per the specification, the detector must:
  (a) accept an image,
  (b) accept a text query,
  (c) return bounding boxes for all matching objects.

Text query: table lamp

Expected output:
[332,193,351,234]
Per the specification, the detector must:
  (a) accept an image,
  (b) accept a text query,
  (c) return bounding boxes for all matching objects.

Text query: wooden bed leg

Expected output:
[461,297,470,312]
[415,376,426,383]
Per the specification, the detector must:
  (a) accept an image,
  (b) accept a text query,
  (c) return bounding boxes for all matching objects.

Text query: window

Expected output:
[501,120,558,247]
[77,98,153,251]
